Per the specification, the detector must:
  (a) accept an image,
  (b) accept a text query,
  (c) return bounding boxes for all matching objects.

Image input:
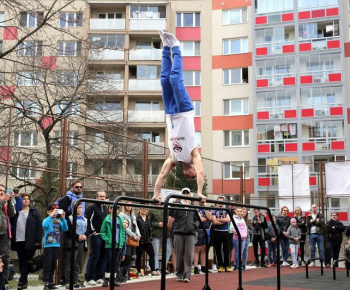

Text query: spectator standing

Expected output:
[120,202,141,280]
[0,255,5,290]
[0,185,15,284]
[10,193,42,290]
[267,215,280,267]
[276,206,291,266]
[307,204,325,267]
[345,237,350,270]
[251,209,268,268]
[168,188,198,283]
[231,207,247,270]
[294,207,307,265]
[286,218,301,268]
[325,212,345,267]
[242,208,252,270]
[135,207,157,276]
[12,188,23,213]
[42,205,68,290]
[85,191,108,285]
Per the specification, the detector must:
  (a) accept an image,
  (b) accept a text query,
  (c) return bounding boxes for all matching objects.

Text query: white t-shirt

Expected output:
[166,110,197,165]
[310,213,317,234]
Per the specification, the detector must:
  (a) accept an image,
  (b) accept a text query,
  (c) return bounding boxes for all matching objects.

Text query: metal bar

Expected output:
[142,139,148,199]
[4,106,12,189]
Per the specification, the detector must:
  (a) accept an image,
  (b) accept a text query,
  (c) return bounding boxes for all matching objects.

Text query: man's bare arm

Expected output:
[152,157,175,202]
[192,149,206,201]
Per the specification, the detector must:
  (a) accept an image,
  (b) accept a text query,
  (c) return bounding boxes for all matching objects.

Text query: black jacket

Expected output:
[307,213,324,234]
[65,216,88,250]
[326,219,345,243]
[276,215,291,234]
[251,214,268,240]
[170,201,199,236]
[136,214,153,239]
[294,216,307,235]
[85,203,108,236]
[11,207,42,251]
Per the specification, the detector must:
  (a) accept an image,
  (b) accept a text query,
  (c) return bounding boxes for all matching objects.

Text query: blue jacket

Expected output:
[59,191,85,216]
[42,216,68,248]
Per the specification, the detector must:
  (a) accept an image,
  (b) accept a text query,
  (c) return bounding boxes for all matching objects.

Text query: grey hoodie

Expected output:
[286,225,301,245]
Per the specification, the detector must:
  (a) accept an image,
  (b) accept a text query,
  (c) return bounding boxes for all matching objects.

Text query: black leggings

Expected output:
[135,242,155,272]
[253,235,266,266]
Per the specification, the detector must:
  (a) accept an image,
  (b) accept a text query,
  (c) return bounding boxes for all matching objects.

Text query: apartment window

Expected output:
[95,102,120,111]
[135,132,160,142]
[130,5,166,19]
[193,101,201,117]
[14,132,38,147]
[135,101,160,111]
[96,71,121,80]
[176,12,200,27]
[12,162,36,179]
[55,101,79,116]
[15,100,40,116]
[181,41,200,56]
[299,0,338,8]
[255,0,294,13]
[66,162,78,179]
[223,8,247,25]
[89,34,125,49]
[20,12,43,27]
[224,98,249,115]
[57,41,82,56]
[133,65,160,80]
[224,130,249,147]
[59,13,83,27]
[223,38,248,55]
[98,13,122,19]
[224,161,250,179]
[18,41,43,56]
[195,132,201,148]
[223,68,249,84]
[17,72,41,86]
[184,71,201,86]
[57,71,79,86]
[330,197,340,208]
[0,13,4,26]
[68,131,79,147]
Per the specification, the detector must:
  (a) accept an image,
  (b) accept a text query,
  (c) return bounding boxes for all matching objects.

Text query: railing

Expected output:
[128,79,162,91]
[86,110,123,123]
[255,40,295,55]
[299,70,342,84]
[256,73,296,87]
[89,49,125,60]
[255,9,294,22]
[256,106,297,119]
[300,103,343,117]
[129,48,162,61]
[88,79,124,92]
[128,110,165,123]
[129,18,166,31]
[305,258,324,278]
[333,259,349,280]
[257,138,298,153]
[89,19,126,30]
[126,141,165,155]
[85,141,123,155]
[301,137,345,151]
[299,36,340,51]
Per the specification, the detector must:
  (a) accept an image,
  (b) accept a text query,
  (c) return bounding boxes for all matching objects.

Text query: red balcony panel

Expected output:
[41,56,57,70]
[299,43,312,51]
[183,56,201,70]
[186,86,201,101]
[257,111,270,120]
[284,109,297,118]
[258,144,270,153]
[194,117,201,131]
[298,11,310,20]
[285,143,298,152]
[3,27,18,40]
[282,44,295,53]
[326,7,339,17]
[283,77,296,86]
[327,40,340,49]
[176,27,201,41]
[337,212,348,221]
[257,79,268,87]
[309,176,317,186]
[301,108,314,117]
[302,142,315,151]
[213,179,254,195]
[258,178,271,187]
[256,47,268,55]
[329,73,341,82]
[331,141,345,150]
[311,9,325,18]
[330,106,343,116]
[282,13,294,22]
[255,16,267,25]
[0,147,11,162]
[300,75,313,84]
[0,86,15,99]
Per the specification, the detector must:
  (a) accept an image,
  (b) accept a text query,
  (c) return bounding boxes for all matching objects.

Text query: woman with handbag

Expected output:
[120,202,141,280]
[10,193,42,290]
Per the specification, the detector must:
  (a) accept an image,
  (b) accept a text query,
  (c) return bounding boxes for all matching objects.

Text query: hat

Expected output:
[181,188,191,195]
[47,204,58,211]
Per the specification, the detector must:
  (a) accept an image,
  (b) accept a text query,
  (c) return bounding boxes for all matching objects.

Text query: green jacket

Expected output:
[148,207,168,238]
[100,215,126,249]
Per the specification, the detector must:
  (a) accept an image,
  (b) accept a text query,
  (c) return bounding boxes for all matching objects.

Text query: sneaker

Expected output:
[151,271,159,276]
[268,263,274,267]
[218,266,224,272]
[96,279,104,284]
[233,266,237,271]
[290,264,296,268]
[48,284,58,290]
[165,270,171,274]
[262,264,269,268]
[102,279,108,288]
[43,284,50,290]
[176,275,183,282]
[73,284,81,289]
[309,262,315,267]
[183,277,190,283]
[212,264,218,272]
[282,261,289,267]
[325,264,331,268]
[201,266,207,273]
[194,267,200,274]
[65,284,69,290]
[225,267,232,272]
[295,264,300,268]
[242,265,246,271]
[86,280,97,286]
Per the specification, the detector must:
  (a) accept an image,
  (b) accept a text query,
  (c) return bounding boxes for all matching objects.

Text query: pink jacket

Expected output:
[230,215,247,240]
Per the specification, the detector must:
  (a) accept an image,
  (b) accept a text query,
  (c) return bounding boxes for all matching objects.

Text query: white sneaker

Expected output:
[96,279,104,284]
[295,264,300,268]
[282,261,289,266]
[290,264,296,268]
[87,280,97,286]
[309,262,315,267]
[212,264,218,272]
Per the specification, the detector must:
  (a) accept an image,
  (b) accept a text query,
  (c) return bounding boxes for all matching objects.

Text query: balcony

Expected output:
[128,79,161,91]
[86,110,123,123]
[256,41,295,56]
[299,70,342,85]
[300,104,344,118]
[129,49,162,61]
[256,73,296,88]
[88,80,124,92]
[299,37,340,52]
[298,4,339,20]
[302,137,345,151]
[128,110,165,123]
[129,18,166,31]
[126,141,165,155]
[90,19,125,30]
[257,106,297,120]
[89,49,125,61]
[257,139,299,153]
[85,142,123,155]
[255,10,294,25]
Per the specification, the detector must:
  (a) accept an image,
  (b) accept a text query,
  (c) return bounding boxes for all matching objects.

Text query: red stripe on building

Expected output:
[213,179,254,194]
[176,27,200,41]
[183,56,201,70]
[41,56,57,70]
[212,0,251,10]
[0,147,11,161]
[212,53,252,69]
[0,86,15,99]
[194,117,201,131]
[186,86,201,100]
[344,43,350,57]
[3,27,18,40]
[282,13,294,22]
[212,115,253,130]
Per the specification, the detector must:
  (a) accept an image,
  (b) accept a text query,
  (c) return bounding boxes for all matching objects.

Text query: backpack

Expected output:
[54,196,65,208]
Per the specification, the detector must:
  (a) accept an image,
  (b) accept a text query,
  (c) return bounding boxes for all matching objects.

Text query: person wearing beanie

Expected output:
[286,218,301,268]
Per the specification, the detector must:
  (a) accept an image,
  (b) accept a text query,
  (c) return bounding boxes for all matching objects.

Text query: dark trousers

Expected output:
[60,232,67,280]
[66,243,85,284]
[135,242,155,272]
[43,247,60,284]
[299,239,306,261]
[253,235,266,266]
[212,231,230,267]
[101,248,122,275]
[15,242,36,283]
[325,241,342,266]
[86,235,106,281]
[0,233,10,281]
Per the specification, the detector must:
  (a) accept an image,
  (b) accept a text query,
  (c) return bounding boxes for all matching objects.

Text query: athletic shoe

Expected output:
[225,267,232,272]
[96,279,104,284]
[262,264,269,268]
[282,261,289,267]
[290,264,296,268]
[194,267,200,274]
[102,279,108,287]
[201,266,207,273]
[212,264,218,272]
[151,271,159,276]
[176,275,183,282]
[308,262,315,267]
[325,264,331,268]
[218,267,224,272]
[86,280,97,286]
[295,264,300,268]
[183,277,190,283]
[268,263,275,267]
[48,284,58,290]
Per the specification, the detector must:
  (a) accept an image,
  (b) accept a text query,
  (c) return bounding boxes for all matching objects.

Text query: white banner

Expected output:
[325,161,350,196]
[278,164,310,197]
[279,198,311,213]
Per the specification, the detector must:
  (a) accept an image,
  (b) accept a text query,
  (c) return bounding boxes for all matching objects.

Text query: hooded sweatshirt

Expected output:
[286,225,301,245]
[230,215,247,240]
[59,190,85,216]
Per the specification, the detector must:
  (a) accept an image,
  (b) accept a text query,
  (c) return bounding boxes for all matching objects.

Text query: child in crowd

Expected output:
[345,237,350,270]
[42,205,68,290]
[65,204,87,289]
[286,218,301,268]
[267,215,280,267]
[100,205,126,287]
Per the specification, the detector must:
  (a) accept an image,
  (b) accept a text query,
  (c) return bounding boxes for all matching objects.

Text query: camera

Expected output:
[13,189,19,194]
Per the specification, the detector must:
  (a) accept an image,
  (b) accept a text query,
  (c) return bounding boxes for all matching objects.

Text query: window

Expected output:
[224,161,250,179]
[12,162,36,179]
[223,38,248,55]
[91,160,119,175]
[95,102,120,111]
[181,41,200,56]
[176,12,200,27]
[68,131,79,147]
[193,101,201,117]
[183,71,201,86]
[98,13,122,19]
[299,0,338,9]
[255,0,294,13]
[0,13,4,26]
[89,34,125,49]
[15,100,40,116]
[18,41,43,56]
[20,12,43,27]
[57,41,82,56]
[59,13,83,27]
[133,65,160,79]
[135,132,160,142]
[57,71,79,86]
[149,162,161,175]
[135,101,160,111]
[14,132,38,147]
[17,72,41,86]
[224,98,249,115]
[224,130,249,147]
[55,101,79,116]
[195,132,201,148]
[223,68,249,84]
[130,5,166,19]
[66,162,78,179]
[330,197,340,208]
[223,8,247,25]
[96,71,121,80]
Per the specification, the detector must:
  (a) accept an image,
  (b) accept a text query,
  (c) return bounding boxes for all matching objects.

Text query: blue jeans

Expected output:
[151,237,172,270]
[268,241,277,263]
[309,233,324,260]
[161,46,193,115]
[86,235,106,281]
[280,236,290,262]
[233,239,246,268]
[242,236,250,267]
